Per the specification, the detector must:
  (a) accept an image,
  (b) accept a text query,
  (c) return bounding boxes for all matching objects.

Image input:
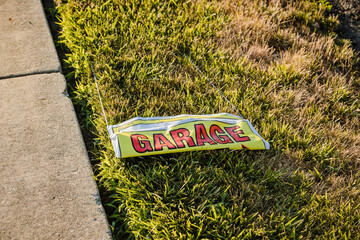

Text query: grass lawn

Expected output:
[57,0,359,239]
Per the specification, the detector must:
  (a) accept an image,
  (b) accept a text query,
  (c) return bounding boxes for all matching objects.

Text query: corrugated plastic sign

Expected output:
[108,113,270,158]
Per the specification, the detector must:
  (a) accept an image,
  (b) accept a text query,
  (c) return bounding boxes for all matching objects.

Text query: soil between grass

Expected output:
[329,0,360,53]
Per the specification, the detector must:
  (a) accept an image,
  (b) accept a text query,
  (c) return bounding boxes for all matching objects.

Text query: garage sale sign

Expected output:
[108,113,270,158]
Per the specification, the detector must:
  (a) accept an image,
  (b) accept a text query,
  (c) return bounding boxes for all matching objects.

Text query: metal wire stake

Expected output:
[184,55,244,119]
[90,62,109,127]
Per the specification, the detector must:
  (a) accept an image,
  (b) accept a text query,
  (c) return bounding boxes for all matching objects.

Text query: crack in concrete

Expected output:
[0,69,61,81]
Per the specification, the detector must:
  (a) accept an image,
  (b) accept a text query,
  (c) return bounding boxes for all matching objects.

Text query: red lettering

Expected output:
[170,128,195,148]
[224,126,250,142]
[131,134,153,153]
[195,124,216,146]
[153,134,176,151]
[210,125,233,144]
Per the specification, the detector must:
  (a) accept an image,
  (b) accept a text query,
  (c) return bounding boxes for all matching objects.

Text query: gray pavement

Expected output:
[0,0,111,239]
[0,0,60,78]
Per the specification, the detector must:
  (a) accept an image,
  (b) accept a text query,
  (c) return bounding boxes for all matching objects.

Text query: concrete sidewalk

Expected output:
[0,0,111,239]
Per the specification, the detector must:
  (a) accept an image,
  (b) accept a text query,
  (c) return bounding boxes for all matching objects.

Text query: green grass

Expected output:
[57,0,360,239]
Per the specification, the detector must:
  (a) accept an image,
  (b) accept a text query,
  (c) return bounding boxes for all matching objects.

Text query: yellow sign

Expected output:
[108,113,270,158]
